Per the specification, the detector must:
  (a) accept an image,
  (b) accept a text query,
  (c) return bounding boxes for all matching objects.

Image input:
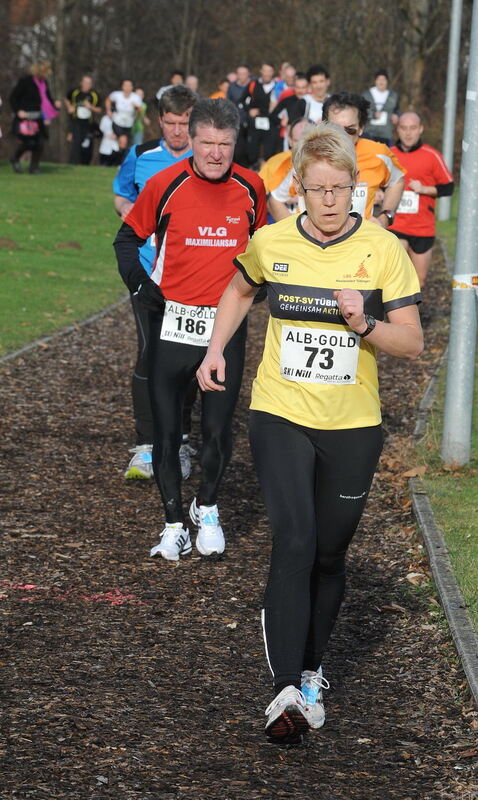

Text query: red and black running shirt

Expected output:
[125,156,267,306]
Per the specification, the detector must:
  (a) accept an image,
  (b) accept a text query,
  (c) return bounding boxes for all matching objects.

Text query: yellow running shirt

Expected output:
[234,213,421,430]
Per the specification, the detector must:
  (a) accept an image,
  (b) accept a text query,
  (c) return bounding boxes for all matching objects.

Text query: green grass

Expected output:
[418,365,478,629]
[436,188,459,257]
[418,195,478,630]
[0,160,126,356]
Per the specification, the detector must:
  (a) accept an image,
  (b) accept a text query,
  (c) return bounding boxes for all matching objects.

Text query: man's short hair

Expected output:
[374,69,389,80]
[189,99,240,139]
[159,85,197,116]
[170,69,185,81]
[292,121,357,182]
[306,63,330,81]
[322,92,370,129]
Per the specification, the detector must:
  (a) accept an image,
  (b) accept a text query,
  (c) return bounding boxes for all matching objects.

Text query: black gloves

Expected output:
[134,278,165,311]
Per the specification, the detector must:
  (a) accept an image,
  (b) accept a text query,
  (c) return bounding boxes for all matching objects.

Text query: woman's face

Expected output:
[296,160,354,239]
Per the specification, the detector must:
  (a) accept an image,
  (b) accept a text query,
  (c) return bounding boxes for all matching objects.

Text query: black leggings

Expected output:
[130,294,197,445]
[249,411,383,688]
[148,311,247,523]
[13,136,44,171]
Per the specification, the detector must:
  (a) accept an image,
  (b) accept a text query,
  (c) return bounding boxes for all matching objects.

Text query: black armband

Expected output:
[436,181,454,198]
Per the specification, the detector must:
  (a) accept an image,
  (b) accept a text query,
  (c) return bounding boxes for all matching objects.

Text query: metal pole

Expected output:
[438,0,463,222]
[441,0,478,466]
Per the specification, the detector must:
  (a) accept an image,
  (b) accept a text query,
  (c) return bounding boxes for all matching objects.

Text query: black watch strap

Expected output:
[358,314,377,338]
[379,210,395,226]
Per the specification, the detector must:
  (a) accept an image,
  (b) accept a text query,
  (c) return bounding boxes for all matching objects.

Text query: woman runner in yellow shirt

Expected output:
[197,122,423,745]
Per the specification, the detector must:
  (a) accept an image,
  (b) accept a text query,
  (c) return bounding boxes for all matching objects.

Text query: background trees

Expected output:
[0,0,472,164]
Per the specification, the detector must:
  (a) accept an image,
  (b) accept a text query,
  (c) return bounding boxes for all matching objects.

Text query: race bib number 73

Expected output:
[160,301,216,346]
[280,325,359,384]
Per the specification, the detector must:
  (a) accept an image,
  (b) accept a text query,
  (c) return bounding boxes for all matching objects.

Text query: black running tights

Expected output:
[249,411,383,688]
[130,294,197,445]
[148,311,247,523]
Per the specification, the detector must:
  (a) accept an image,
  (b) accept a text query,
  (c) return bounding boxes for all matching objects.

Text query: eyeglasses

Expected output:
[299,182,353,198]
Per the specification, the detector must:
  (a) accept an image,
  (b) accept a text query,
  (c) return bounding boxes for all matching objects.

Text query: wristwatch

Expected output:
[379,209,395,226]
[358,314,377,338]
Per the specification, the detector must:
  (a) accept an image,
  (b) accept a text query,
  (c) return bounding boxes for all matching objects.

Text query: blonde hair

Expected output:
[31,61,52,79]
[293,122,357,182]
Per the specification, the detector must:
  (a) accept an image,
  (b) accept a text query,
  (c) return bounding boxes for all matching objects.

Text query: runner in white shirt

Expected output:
[105,79,142,157]
[303,64,330,123]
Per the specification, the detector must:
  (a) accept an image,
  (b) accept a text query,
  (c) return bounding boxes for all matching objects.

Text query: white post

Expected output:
[441,0,478,465]
[438,0,463,222]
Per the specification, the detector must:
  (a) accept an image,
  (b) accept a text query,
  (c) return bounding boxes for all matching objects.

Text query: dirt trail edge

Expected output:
[1,249,477,800]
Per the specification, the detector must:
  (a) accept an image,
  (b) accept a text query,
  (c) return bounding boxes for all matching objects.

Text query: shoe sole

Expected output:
[266,705,309,745]
[304,706,325,729]
[195,547,224,559]
[124,467,153,480]
[151,543,192,561]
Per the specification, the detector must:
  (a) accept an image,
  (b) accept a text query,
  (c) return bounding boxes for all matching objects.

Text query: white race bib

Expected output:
[160,301,216,347]
[255,116,270,130]
[351,183,367,216]
[280,326,359,385]
[397,190,419,214]
[76,105,92,120]
[371,111,388,126]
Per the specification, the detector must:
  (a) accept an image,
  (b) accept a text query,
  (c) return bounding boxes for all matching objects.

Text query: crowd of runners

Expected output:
[8,56,455,746]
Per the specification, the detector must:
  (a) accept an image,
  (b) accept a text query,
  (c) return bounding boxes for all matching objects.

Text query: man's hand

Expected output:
[196,351,226,392]
[134,279,165,312]
[333,289,366,334]
[408,179,423,194]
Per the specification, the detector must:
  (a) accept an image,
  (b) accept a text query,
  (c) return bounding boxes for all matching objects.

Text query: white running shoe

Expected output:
[189,498,225,556]
[150,523,192,561]
[264,685,309,744]
[179,442,196,480]
[301,667,330,729]
[124,444,153,480]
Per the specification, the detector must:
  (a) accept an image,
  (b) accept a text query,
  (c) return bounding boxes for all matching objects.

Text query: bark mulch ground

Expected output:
[1,248,477,800]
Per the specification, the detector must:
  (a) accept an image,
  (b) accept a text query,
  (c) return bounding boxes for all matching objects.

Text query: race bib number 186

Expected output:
[160,301,216,346]
[280,325,359,384]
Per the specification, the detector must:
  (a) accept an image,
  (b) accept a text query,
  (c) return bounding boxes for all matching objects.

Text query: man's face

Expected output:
[309,73,330,101]
[326,105,363,144]
[122,80,133,94]
[375,74,388,91]
[190,124,236,180]
[294,78,309,99]
[170,73,184,86]
[161,109,192,152]
[289,119,308,147]
[284,66,296,87]
[397,113,423,149]
[260,64,275,83]
[80,76,93,92]
[236,67,250,85]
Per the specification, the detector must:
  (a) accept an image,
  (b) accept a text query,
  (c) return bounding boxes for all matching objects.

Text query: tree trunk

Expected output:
[54,0,68,162]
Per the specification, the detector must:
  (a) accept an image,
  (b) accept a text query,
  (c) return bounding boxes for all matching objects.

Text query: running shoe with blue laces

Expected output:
[124,444,153,480]
[300,666,330,729]
[189,498,225,556]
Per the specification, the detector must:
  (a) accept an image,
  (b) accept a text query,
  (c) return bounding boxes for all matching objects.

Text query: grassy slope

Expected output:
[0,160,125,356]
[420,191,478,629]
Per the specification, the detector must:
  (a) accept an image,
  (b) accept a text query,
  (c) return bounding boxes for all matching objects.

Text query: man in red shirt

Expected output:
[114,99,267,561]
[390,111,454,288]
